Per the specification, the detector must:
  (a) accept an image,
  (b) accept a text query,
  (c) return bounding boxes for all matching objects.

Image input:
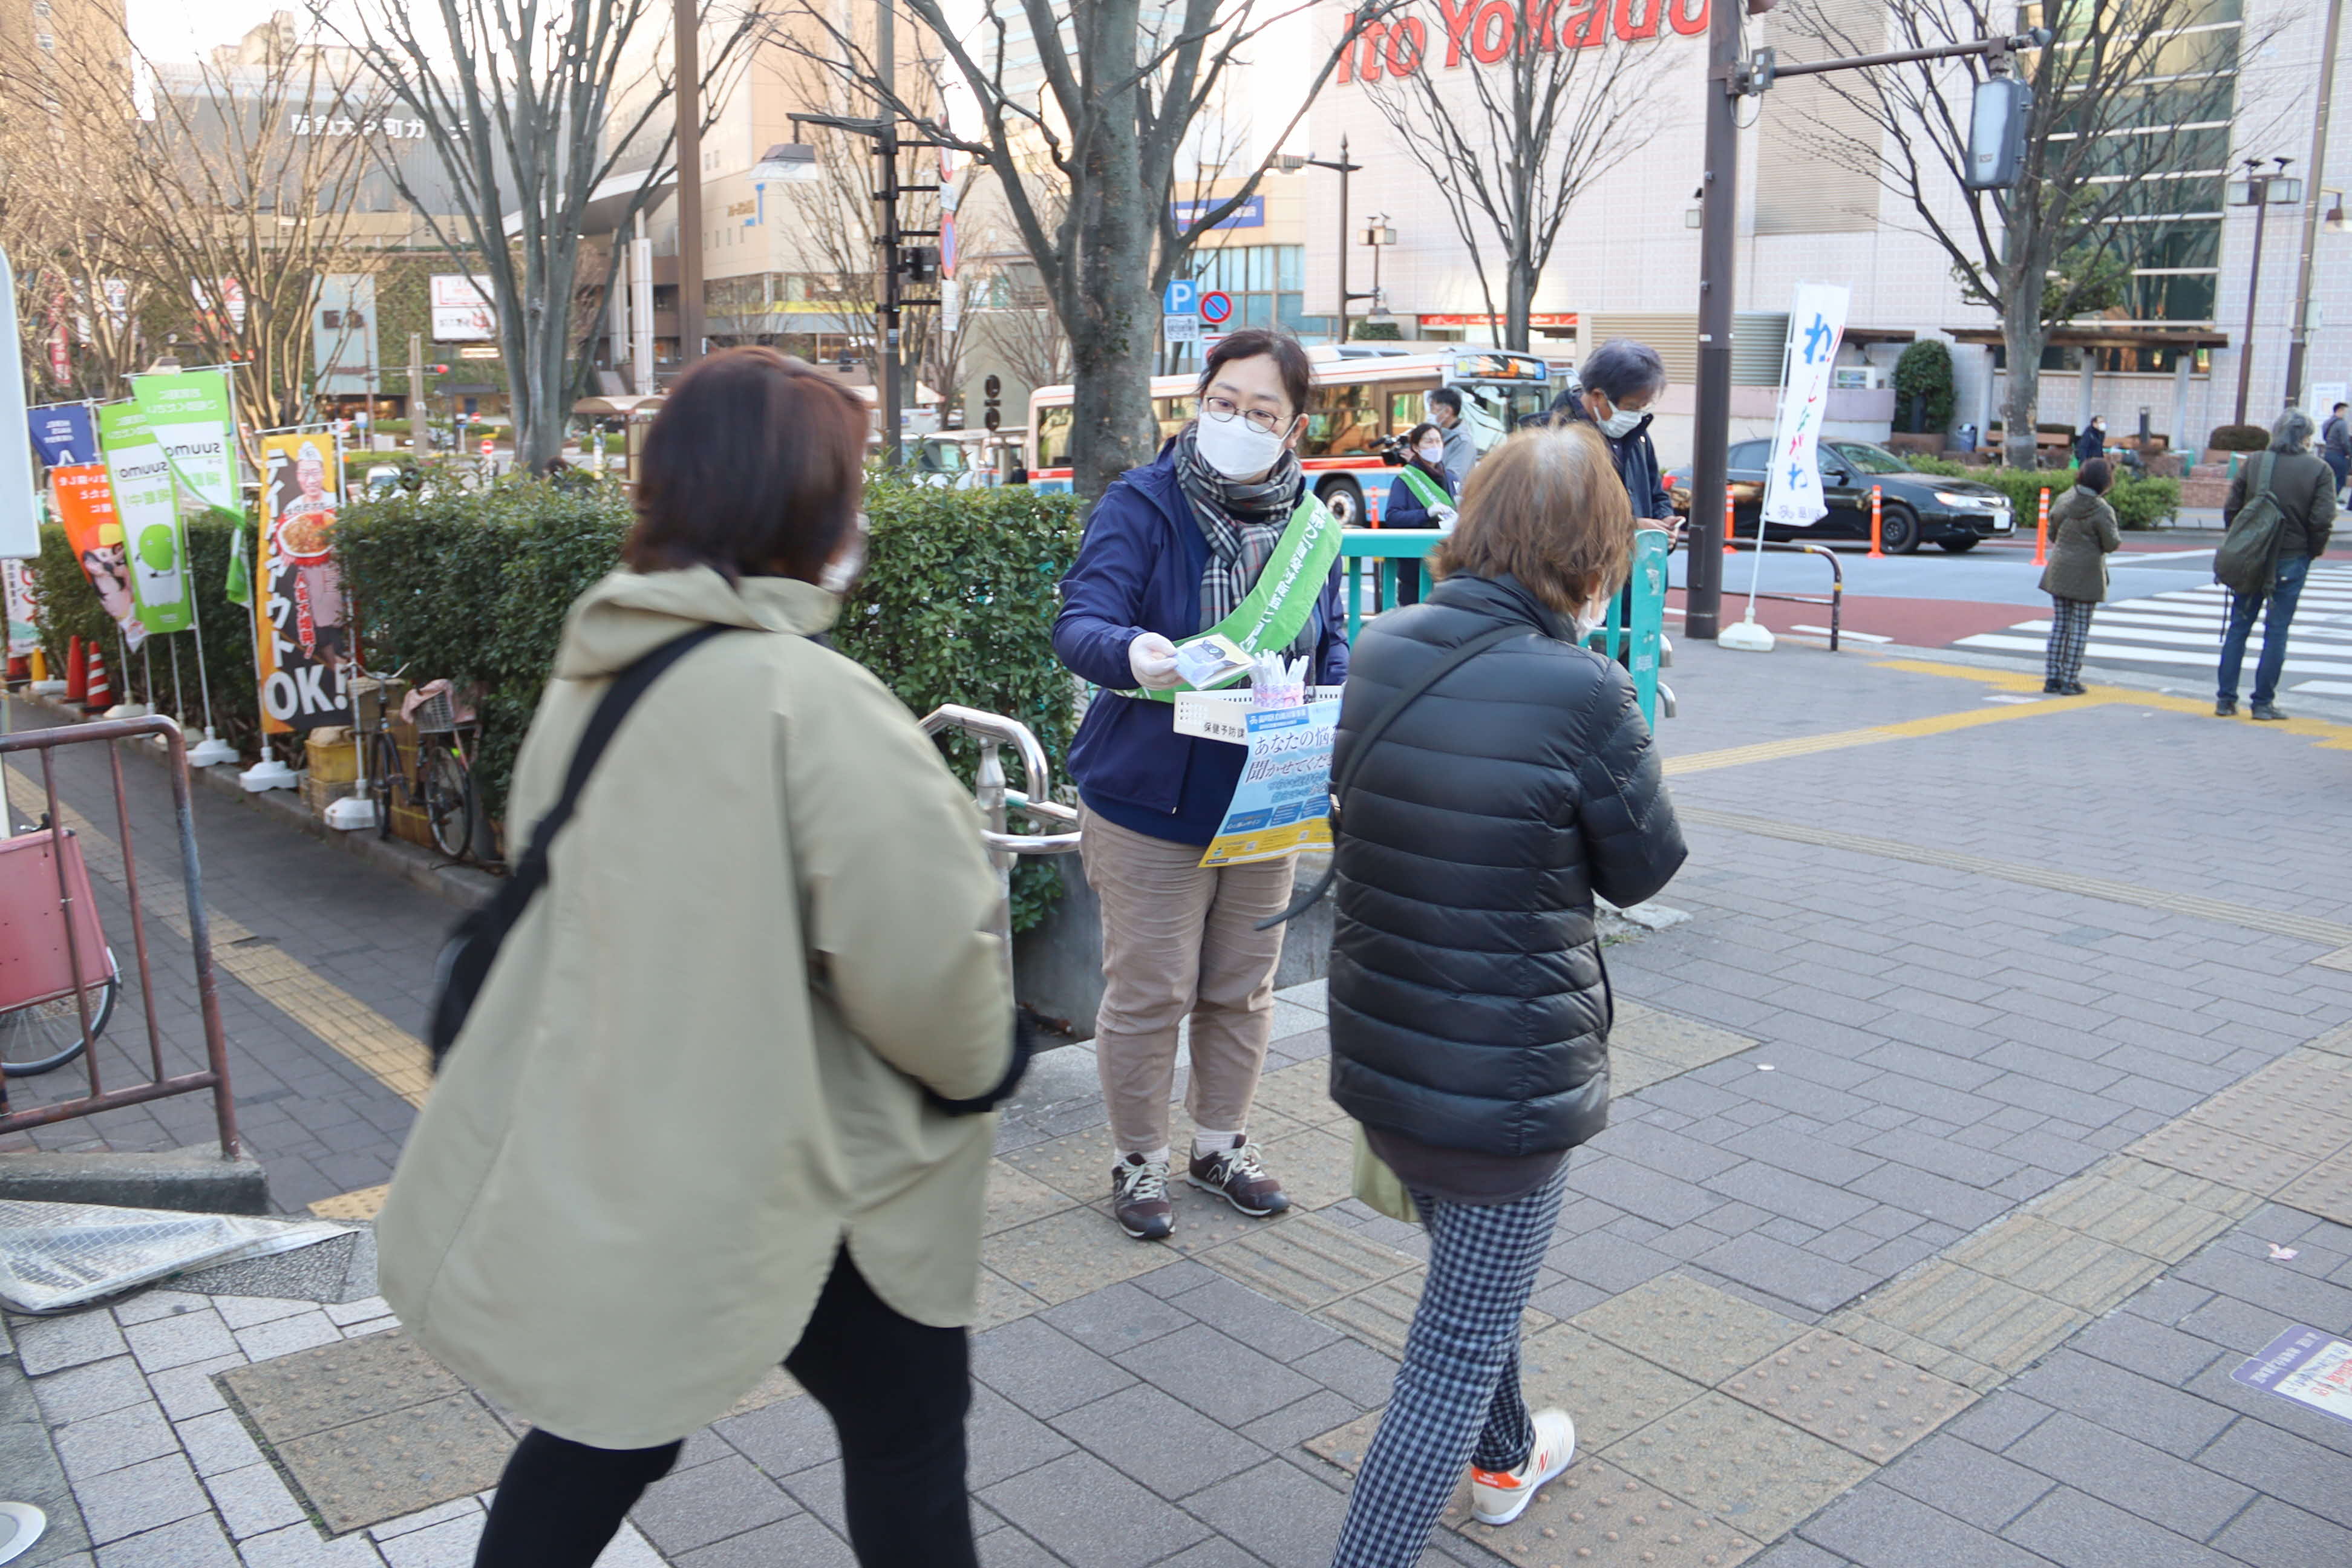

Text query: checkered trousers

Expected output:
[1329,1161,1570,1568]
[2046,597,2096,685]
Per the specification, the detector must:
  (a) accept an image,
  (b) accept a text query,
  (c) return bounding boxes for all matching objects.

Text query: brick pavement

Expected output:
[4,641,2352,1566]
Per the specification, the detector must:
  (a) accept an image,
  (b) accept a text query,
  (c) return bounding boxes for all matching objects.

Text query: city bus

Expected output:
[1025,345,1562,524]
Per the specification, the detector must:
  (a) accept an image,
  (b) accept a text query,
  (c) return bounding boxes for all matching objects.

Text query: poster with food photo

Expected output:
[257,433,350,733]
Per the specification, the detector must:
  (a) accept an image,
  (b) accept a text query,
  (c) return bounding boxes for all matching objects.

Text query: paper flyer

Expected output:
[1198,698,1339,868]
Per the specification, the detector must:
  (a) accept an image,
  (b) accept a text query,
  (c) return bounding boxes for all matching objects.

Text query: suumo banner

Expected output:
[96,402,192,635]
[27,403,98,468]
[256,433,349,733]
[1760,282,1852,529]
[50,462,147,649]
[131,370,241,523]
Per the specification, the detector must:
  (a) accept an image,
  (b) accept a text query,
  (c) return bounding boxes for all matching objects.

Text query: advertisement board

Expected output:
[430,275,498,341]
[256,433,350,732]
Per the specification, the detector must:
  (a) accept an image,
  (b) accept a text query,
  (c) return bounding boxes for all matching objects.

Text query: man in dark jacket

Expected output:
[1529,340,1676,526]
[2218,408,2336,720]
[2322,402,2350,500]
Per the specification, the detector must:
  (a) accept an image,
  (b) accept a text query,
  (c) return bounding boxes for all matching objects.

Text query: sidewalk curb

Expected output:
[10,696,497,913]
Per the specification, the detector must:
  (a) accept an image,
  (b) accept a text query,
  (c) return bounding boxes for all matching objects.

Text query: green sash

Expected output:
[1394,464,1451,517]
[1137,494,1343,703]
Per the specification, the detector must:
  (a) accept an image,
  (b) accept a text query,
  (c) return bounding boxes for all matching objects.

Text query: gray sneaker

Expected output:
[2252,702,2288,722]
[1111,1154,1173,1241]
[2215,698,2238,717]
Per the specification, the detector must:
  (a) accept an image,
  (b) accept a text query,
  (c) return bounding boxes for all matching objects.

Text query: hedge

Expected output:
[1892,340,1955,433]
[335,474,1086,931]
[2208,424,2269,452]
[1906,456,2181,529]
[35,517,264,747]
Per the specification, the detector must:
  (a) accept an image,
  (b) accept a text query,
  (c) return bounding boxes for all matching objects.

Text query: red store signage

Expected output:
[1339,0,1708,83]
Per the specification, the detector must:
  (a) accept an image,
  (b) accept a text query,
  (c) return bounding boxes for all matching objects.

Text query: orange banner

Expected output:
[50,463,146,649]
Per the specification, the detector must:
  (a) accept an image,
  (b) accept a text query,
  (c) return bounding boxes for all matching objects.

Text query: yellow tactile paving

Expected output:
[310,1184,391,1221]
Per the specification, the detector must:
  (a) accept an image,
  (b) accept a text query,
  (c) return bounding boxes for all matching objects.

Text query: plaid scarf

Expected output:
[1173,425,1306,634]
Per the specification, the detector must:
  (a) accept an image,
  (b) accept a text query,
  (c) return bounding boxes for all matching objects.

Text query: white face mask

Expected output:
[1596,397,1644,439]
[818,512,869,596]
[1417,443,1446,465]
[1194,411,1289,479]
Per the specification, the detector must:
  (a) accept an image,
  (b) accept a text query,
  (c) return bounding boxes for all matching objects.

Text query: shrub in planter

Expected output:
[1892,340,1955,433]
[2208,424,2269,452]
[336,474,1085,930]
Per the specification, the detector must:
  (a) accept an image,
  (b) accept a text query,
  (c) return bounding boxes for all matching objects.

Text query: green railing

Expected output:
[1339,526,1673,727]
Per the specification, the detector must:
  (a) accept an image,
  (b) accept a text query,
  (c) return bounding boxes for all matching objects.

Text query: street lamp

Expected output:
[1276,137,1373,342]
[2228,157,2302,425]
[1361,215,1396,327]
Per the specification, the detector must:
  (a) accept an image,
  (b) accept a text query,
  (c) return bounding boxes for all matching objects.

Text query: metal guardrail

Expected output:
[920,706,1080,993]
[1726,537,1846,651]
[0,716,240,1160]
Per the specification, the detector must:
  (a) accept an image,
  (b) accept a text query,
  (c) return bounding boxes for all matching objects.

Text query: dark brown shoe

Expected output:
[1187,1137,1291,1218]
[1110,1154,1173,1241]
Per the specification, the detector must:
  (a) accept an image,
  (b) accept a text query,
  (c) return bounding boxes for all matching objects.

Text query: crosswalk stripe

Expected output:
[1952,633,2352,676]
[1956,565,2352,674]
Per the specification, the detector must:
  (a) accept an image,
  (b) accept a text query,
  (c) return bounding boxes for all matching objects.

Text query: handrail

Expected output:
[1726,538,1844,651]
[919,705,1082,857]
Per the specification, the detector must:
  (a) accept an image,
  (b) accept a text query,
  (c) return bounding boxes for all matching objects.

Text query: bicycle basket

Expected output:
[414,690,459,734]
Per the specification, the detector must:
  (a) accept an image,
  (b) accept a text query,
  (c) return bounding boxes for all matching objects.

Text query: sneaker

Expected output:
[2043,679,2065,694]
[2252,702,2288,722]
[2059,682,2088,696]
[1186,1136,1290,1217]
[2215,699,2238,717]
[1111,1154,1173,1241]
[1470,1409,1577,1526]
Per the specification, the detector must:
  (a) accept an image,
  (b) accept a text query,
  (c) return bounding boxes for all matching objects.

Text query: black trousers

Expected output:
[473,1247,978,1568]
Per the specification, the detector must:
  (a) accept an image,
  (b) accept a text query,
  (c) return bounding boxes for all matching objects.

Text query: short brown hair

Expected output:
[1198,328,1313,420]
[624,347,868,580]
[1431,425,1634,615]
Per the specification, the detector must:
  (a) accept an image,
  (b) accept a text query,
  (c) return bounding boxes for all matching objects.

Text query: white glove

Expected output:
[1128,632,1184,690]
[1434,505,1459,535]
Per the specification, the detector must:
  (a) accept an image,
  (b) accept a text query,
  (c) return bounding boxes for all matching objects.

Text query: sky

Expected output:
[126,0,290,62]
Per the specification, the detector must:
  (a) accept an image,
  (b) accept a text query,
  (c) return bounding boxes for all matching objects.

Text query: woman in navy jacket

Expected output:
[1051,328,1349,1244]
[1383,421,1458,607]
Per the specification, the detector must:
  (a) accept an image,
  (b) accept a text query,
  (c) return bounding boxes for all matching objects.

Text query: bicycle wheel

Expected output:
[371,732,405,841]
[0,955,119,1077]
[420,745,478,860]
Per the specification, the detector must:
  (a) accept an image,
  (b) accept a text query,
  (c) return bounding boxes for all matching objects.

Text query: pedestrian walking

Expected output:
[1053,328,1350,1241]
[376,348,1025,1568]
[1322,425,1686,1567]
[1426,386,1477,488]
[2075,416,2106,465]
[1382,422,1458,607]
[2216,408,2336,720]
[2039,457,2122,696]
[2322,401,2350,503]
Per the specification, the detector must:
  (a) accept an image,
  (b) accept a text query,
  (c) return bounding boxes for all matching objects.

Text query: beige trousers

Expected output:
[1080,808,1297,1158]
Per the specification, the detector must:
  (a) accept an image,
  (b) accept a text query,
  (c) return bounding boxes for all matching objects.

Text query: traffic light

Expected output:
[1964,77,2033,190]
[901,246,940,286]
[427,363,451,375]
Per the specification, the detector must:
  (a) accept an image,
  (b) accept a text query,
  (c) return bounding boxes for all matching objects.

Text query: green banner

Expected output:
[1135,495,1343,703]
[97,401,194,635]
[131,368,243,524]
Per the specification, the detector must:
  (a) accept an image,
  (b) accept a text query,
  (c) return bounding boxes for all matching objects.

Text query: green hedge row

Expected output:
[335,475,1086,930]
[35,518,265,746]
[1906,457,2181,530]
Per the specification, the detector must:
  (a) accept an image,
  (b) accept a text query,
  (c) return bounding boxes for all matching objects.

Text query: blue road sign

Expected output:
[1163,279,1200,316]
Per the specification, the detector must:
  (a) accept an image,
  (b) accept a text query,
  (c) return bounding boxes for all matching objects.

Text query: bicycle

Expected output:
[358,676,482,860]
[0,823,120,1077]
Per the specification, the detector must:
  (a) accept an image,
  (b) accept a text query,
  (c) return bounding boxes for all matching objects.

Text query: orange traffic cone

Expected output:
[83,642,111,710]
[64,635,86,702]
[1722,491,1739,555]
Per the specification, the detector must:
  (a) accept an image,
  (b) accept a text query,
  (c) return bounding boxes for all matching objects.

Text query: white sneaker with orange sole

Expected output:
[1469,1409,1577,1526]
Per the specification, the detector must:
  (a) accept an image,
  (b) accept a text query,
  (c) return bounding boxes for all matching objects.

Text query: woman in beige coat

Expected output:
[376,348,1021,1568]
[2039,457,2123,696]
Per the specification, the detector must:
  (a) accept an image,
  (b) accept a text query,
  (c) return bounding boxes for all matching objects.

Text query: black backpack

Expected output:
[2213,452,2287,596]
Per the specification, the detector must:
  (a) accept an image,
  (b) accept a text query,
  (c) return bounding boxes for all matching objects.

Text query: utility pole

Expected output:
[407,332,423,449]
[2232,157,2295,426]
[674,0,705,371]
[2282,0,2345,410]
[876,0,903,465]
[1685,0,1741,641]
[1285,140,1368,343]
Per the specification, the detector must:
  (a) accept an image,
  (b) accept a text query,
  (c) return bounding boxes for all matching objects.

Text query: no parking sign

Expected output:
[1200,292,1234,327]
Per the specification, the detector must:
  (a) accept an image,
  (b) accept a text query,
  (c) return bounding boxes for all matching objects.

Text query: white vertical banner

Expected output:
[0,247,39,558]
[1760,283,1852,528]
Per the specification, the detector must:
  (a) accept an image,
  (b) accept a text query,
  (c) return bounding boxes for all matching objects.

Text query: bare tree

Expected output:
[1355,1,1676,352]
[1788,0,2282,469]
[778,0,1395,499]
[321,0,761,468]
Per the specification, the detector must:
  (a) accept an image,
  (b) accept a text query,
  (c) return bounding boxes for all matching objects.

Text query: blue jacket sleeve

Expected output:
[1052,487,1160,690]
[1314,565,1351,685]
[1385,475,1430,529]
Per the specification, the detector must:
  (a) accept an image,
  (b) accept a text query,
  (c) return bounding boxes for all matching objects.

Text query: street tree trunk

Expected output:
[1062,22,1159,500]
[2001,230,2051,472]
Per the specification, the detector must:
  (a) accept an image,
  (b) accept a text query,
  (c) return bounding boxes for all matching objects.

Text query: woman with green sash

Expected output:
[1382,422,1459,607]
[1053,328,1352,1243]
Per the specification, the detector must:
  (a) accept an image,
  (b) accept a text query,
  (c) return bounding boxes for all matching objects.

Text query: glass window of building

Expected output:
[1188,244,1331,343]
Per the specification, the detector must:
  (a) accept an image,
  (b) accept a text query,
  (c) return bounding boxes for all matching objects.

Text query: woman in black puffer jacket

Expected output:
[1324,425,1685,1568]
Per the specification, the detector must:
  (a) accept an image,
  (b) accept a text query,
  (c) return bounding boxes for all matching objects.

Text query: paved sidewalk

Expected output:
[4,638,2352,1566]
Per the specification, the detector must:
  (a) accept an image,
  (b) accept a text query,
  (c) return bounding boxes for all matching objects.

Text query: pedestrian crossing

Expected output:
[1953,563,2352,689]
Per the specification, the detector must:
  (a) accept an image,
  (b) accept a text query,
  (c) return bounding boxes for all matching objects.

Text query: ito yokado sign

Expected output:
[1336,0,1711,82]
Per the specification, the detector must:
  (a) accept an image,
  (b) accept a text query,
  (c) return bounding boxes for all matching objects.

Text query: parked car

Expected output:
[1667,440,2014,554]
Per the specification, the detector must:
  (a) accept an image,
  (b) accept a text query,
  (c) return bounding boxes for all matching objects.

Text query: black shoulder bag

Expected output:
[1256,622,1522,930]
[426,626,734,1066]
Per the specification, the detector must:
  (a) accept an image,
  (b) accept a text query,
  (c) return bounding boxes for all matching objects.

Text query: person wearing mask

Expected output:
[2076,417,2106,465]
[1544,340,1676,531]
[1426,385,1477,487]
[1053,328,1350,1242]
[377,348,1023,1568]
[2038,457,2122,697]
[1322,425,1686,1567]
[2217,408,2336,721]
[1382,421,1458,607]
[2322,401,2350,503]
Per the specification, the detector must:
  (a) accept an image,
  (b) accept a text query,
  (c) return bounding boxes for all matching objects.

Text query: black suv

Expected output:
[1669,440,2016,554]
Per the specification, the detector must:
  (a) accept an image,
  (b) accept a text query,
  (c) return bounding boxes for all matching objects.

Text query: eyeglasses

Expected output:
[1200,395,1287,436]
